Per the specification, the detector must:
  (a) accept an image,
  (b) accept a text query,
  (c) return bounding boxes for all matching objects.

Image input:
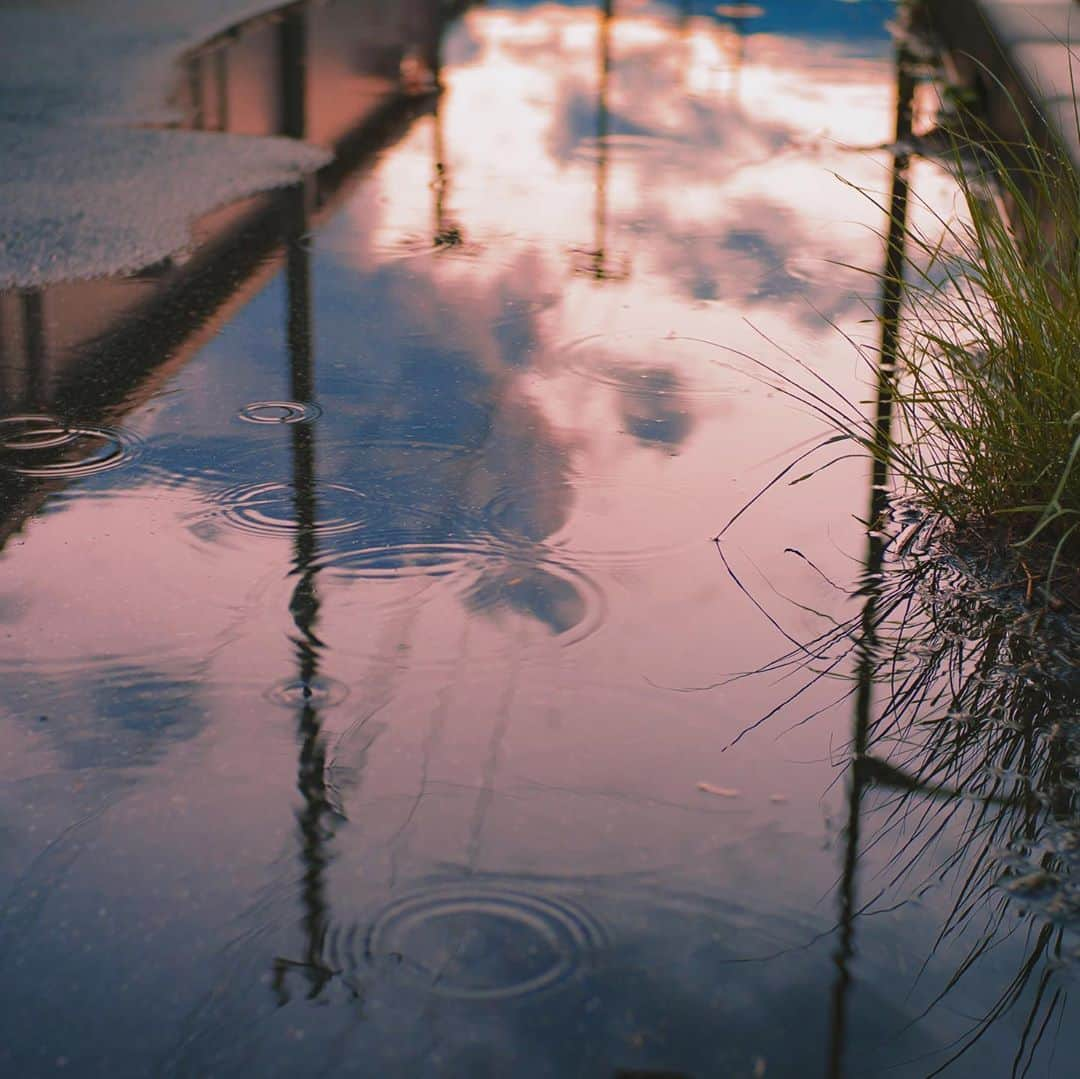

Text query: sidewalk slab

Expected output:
[926,0,1080,171]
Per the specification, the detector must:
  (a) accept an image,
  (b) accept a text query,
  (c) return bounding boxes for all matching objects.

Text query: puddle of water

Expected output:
[1,1,1078,1077]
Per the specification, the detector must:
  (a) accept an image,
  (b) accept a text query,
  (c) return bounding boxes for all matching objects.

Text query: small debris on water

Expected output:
[768,794,788,804]
[697,782,739,798]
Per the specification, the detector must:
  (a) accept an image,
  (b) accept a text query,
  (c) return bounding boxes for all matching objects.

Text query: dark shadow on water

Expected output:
[810,503,1080,1076]
[615,368,694,451]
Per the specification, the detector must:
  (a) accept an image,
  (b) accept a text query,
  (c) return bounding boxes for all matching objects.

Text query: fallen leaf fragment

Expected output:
[697,781,739,798]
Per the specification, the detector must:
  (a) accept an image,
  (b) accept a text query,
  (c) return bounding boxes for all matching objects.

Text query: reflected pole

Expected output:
[825,36,916,1079]
[274,177,337,1000]
[728,11,748,98]
[270,6,338,1002]
[214,47,229,133]
[431,77,464,249]
[187,54,205,130]
[593,0,613,280]
[713,4,753,97]
[573,0,624,280]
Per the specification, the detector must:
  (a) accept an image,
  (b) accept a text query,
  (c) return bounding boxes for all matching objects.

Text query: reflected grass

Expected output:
[725,505,1080,1076]
[845,514,1080,1077]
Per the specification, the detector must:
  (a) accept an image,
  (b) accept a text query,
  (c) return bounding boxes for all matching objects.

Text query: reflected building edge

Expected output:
[0,0,452,548]
[0,0,596,642]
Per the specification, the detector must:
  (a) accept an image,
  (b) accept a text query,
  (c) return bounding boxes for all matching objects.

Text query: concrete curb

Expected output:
[924,0,1080,171]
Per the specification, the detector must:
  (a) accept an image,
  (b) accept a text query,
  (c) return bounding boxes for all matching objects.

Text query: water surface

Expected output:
[1,1,1077,1075]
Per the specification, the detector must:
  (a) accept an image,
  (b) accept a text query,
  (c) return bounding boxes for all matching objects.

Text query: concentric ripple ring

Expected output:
[197,481,371,539]
[366,883,607,1000]
[265,675,349,709]
[481,480,699,568]
[0,415,142,478]
[237,400,322,425]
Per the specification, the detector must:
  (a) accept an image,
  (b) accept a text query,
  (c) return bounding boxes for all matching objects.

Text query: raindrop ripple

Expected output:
[366,883,607,1000]
[464,555,608,648]
[237,400,322,425]
[482,479,699,568]
[0,415,142,478]
[195,481,371,540]
[316,537,502,582]
[265,675,349,709]
[558,333,733,399]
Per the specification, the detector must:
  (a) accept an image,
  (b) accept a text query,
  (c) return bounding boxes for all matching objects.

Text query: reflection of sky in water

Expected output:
[0,2,1075,1077]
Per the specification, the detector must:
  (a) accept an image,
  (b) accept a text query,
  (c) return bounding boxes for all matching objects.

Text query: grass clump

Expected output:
[721,72,1080,589]
[882,115,1080,560]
